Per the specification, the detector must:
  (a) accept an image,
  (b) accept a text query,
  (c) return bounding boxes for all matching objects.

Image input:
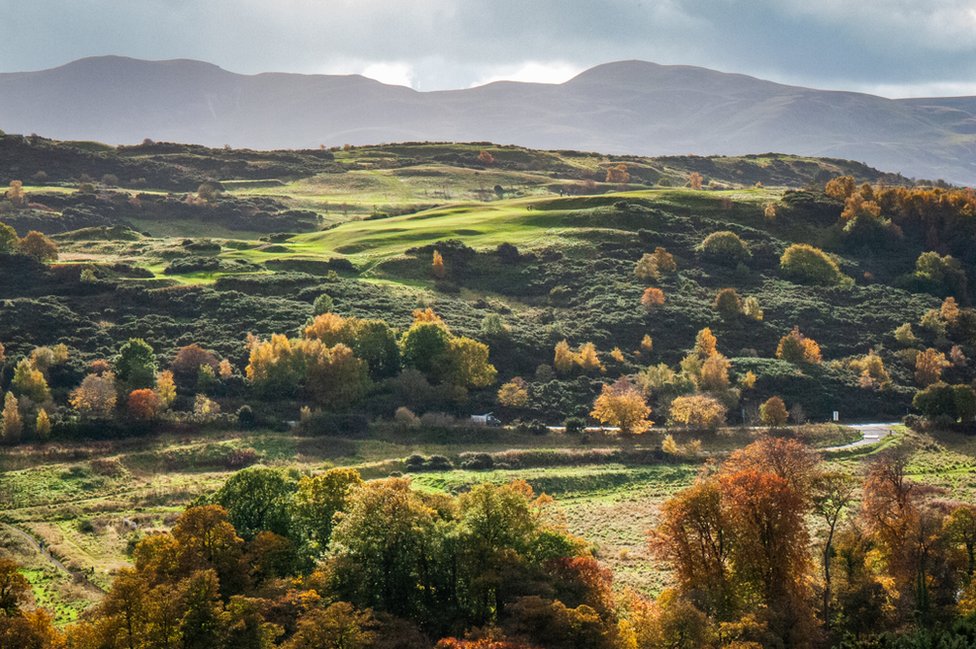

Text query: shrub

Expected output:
[393,406,421,429]
[698,231,751,266]
[780,243,850,286]
[236,405,256,429]
[564,416,587,435]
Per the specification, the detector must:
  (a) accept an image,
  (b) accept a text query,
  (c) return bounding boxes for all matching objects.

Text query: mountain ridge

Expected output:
[1,56,974,183]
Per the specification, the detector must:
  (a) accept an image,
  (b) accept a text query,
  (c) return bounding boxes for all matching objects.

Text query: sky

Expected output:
[3,0,976,97]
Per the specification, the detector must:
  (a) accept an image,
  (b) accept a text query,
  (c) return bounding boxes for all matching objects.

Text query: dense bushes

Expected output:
[780,243,851,286]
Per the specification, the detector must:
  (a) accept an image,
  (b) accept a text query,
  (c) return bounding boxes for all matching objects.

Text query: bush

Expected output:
[564,416,587,435]
[236,405,256,429]
[698,231,751,266]
[780,243,851,286]
[459,452,494,470]
[516,419,549,435]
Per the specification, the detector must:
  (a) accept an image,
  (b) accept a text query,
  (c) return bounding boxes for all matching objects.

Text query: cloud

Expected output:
[1,0,975,95]
[470,61,586,87]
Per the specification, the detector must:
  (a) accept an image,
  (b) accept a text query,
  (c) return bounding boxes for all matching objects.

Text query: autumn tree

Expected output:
[635,247,676,281]
[10,358,51,403]
[714,288,743,320]
[156,370,177,409]
[1,393,22,441]
[606,163,630,184]
[742,296,763,321]
[640,287,666,312]
[553,340,577,375]
[811,471,856,625]
[477,149,496,165]
[305,342,371,408]
[694,327,718,358]
[699,353,731,392]
[688,172,703,190]
[127,389,162,421]
[824,175,855,200]
[759,396,789,427]
[776,327,822,364]
[283,602,377,649]
[915,347,950,386]
[443,336,497,388]
[432,250,446,279]
[18,231,58,262]
[70,372,118,418]
[667,394,727,431]
[849,351,892,390]
[5,180,26,207]
[590,378,652,434]
[34,409,51,440]
[497,377,530,408]
[305,314,400,379]
[575,342,603,374]
[171,343,220,382]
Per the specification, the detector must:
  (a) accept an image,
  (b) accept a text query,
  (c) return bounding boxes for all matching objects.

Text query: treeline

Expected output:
[6,439,976,648]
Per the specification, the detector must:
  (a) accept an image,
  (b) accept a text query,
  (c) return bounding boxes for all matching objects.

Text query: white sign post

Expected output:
[832,411,839,422]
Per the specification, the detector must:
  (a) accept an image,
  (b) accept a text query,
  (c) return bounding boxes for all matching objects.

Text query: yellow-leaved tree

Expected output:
[590,378,652,434]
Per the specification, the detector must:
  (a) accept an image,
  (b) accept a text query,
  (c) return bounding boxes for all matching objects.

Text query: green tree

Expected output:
[115,338,157,390]
[10,358,50,403]
[213,467,296,540]
[400,321,451,378]
[293,468,364,551]
[0,222,17,254]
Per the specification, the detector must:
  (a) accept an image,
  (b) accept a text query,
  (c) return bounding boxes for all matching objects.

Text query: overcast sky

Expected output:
[3,0,976,97]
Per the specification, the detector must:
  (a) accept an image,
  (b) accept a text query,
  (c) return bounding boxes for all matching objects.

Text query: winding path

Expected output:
[1,521,104,594]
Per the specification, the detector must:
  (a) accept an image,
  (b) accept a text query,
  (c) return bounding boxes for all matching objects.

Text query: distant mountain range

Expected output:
[1,56,975,184]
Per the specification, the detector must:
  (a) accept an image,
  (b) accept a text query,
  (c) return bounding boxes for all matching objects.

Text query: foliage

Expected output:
[590,378,652,434]
[780,243,850,287]
[776,327,822,365]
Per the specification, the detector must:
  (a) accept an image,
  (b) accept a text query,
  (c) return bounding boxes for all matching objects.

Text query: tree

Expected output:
[824,176,855,200]
[694,328,718,358]
[915,348,949,386]
[575,342,603,374]
[590,378,652,434]
[305,342,371,408]
[246,334,306,397]
[640,287,666,312]
[400,321,451,377]
[635,247,676,281]
[688,172,703,190]
[214,467,296,540]
[849,351,891,390]
[1,392,21,441]
[283,602,376,649]
[698,231,750,266]
[313,293,334,315]
[0,222,18,253]
[700,353,731,392]
[5,180,26,207]
[432,250,446,279]
[0,557,31,615]
[443,337,497,388]
[172,344,220,382]
[498,377,530,408]
[127,389,161,421]
[742,296,763,321]
[70,372,118,418]
[115,338,157,391]
[10,358,50,403]
[714,288,743,319]
[776,327,822,365]
[156,370,177,409]
[651,480,734,618]
[553,340,576,375]
[811,471,856,625]
[34,409,51,440]
[478,149,496,165]
[640,334,654,355]
[759,396,789,427]
[667,394,727,431]
[606,163,630,184]
[294,468,364,550]
[18,231,58,262]
[780,244,850,286]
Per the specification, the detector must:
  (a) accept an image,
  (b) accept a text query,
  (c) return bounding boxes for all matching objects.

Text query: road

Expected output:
[825,422,898,452]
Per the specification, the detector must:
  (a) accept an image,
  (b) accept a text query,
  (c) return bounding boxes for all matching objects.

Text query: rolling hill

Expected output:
[1,57,975,183]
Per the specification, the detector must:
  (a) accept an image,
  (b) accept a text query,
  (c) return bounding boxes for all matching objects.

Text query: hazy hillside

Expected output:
[2,57,975,183]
